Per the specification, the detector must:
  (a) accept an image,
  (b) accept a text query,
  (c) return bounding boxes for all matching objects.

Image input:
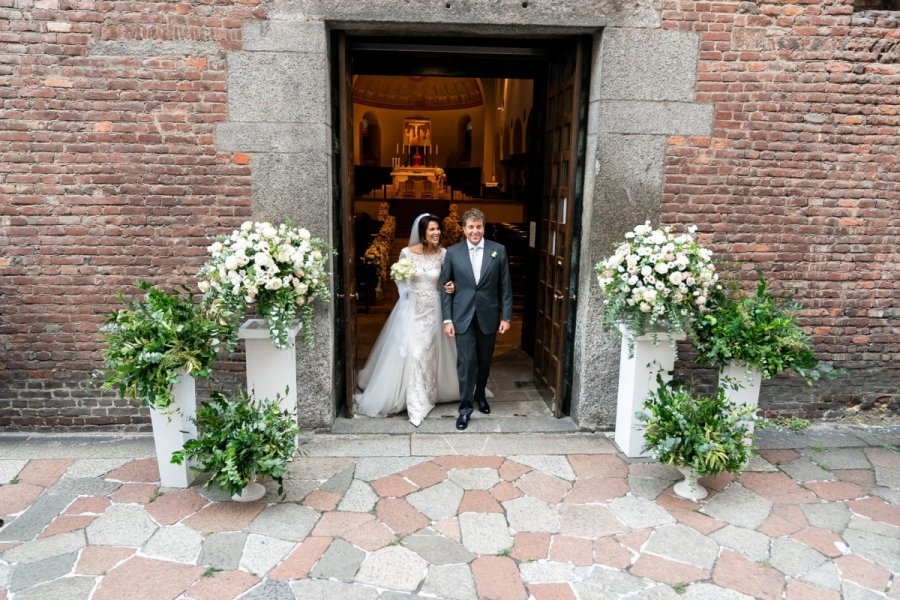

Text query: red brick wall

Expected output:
[2,1,896,430]
[661,1,899,417]
[0,0,261,430]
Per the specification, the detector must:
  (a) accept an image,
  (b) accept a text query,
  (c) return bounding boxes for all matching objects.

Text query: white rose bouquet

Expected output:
[595,221,718,340]
[390,257,416,281]
[199,221,332,349]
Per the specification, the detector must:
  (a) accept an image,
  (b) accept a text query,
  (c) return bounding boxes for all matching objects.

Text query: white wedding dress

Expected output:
[354,246,460,426]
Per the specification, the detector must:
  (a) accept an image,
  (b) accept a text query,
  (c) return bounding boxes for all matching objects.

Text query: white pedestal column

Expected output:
[149,369,197,488]
[238,319,300,414]
[719,362,763,435]
[614,325,686,458]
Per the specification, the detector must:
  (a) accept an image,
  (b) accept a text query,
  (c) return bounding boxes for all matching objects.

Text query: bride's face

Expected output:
[424,221,442,247]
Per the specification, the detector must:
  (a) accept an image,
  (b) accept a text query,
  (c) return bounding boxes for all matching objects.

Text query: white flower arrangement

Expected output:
[595,221,718,340]
[390,257,416,281]
[198,221,332,349]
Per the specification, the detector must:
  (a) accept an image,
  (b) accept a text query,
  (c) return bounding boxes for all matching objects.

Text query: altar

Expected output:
[390,166,446,187]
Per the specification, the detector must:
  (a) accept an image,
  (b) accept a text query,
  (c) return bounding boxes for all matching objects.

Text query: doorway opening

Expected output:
[333,36,589,432]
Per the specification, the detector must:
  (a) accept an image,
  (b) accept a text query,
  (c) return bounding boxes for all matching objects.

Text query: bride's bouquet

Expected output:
[390,257,415,281]
[198,220,332,349]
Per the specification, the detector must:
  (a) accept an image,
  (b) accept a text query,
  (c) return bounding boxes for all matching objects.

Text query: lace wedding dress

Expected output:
[355,246,459,426]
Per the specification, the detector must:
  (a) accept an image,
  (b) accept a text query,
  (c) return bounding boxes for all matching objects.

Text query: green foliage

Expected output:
[693,273,842,383]
[638,376,756,477]
[98,282,222,410]
[171,388,301,498]
[756,416,810,433]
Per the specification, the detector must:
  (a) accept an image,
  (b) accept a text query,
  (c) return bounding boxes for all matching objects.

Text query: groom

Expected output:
[440,208,513,430]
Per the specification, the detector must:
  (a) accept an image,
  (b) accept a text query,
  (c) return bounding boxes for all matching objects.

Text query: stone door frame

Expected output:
[216,3,713,429]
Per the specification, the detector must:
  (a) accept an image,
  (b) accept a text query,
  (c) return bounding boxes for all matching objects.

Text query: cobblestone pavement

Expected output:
[0,426,898,600]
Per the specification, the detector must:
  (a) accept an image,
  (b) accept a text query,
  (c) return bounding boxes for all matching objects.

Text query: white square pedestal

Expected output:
[149,370,197,488]
[238,319,300,414]
[614,325,685,458]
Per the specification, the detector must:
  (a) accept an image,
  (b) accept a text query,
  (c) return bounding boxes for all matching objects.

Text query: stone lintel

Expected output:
[268,0,660,29]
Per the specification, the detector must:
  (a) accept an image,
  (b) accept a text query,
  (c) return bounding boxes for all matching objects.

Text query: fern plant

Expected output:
[171,389,301,497]
[693,273,840,383]
[637,376,756,477]
[98,282,222,410]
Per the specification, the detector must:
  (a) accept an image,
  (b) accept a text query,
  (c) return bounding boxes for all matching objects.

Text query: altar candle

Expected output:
[396,143,399,154]
[435,144,438,154]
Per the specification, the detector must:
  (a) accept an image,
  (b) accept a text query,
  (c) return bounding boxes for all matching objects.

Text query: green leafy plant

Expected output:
[756,416,810,432]
[98,282,222,410]
[637,376,756,477]
[171,388,301,498]
[693,273,841,383]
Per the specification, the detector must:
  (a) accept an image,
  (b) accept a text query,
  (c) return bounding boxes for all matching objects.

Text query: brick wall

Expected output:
[0,0,260,430]
[661,1,899,417]
[2,0,897,430]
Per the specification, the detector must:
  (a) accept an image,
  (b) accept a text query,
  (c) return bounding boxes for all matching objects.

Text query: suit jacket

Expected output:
[440,239,513,335]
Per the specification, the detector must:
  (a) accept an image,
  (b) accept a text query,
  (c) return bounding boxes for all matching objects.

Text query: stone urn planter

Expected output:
[149,369,197,488]
[673,466,708,501]
[238,318,301,413]
[719,361,763,436]
[231,478,266,502]
[614,324,686,458]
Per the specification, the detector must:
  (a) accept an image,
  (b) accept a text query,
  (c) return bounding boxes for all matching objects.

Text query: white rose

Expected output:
[240,221,253,231]
[224,256,239,271]
[641,288,657,303]
[639,302,651,313]
[640,266,652,277]
[655,262,669,274]
[209,241,223,254]
[198,281,210,293]
[267,278,283,290]
[669,272,683,285]
[299,228,311,240]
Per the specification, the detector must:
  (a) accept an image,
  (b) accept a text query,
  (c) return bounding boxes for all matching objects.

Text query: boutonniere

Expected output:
[491,251,498,259]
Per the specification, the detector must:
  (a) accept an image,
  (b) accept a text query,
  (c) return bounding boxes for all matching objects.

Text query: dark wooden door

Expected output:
[533,41,586,416]
[337,33,358,417]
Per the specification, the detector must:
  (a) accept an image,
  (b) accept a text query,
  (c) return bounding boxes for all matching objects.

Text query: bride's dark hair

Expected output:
[417,214,442,248]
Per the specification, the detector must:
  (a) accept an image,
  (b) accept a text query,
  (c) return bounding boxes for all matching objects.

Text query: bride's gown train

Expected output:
[355,247,460,426]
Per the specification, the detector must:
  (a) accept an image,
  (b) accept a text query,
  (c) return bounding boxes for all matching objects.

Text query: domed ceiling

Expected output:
[353,76,483,110]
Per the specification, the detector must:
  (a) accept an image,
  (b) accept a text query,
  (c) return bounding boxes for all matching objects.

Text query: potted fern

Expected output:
[692,273,840,432]
[171,388,301,502]
[98,282,222,487]
[638,376,756,501]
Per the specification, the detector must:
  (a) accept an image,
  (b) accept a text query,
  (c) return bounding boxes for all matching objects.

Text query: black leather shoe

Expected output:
[456,413,470,430]
[478,399,491,414]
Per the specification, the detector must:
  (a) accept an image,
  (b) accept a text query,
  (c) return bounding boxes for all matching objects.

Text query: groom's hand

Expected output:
[498,320,511,334]
[444,323,455,338]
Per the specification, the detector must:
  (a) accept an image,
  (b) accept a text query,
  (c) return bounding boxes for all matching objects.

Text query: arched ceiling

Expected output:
[353,76,483,111]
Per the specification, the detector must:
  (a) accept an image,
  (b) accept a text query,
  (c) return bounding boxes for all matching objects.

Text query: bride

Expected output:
[355,213,461,426]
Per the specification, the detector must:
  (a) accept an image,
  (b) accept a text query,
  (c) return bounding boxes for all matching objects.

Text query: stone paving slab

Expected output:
[411,433,615,455]
[302,434,410,457]
[0,435,156,459]
[0,429,898,600]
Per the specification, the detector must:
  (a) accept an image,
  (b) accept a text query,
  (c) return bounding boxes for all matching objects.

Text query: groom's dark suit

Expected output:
[440,239,513,418]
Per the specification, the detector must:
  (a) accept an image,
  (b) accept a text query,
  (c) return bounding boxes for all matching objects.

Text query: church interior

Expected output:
[348,74,558,427]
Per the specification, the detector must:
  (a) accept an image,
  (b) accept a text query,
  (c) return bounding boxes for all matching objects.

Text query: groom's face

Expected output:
[463,218,484,246]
